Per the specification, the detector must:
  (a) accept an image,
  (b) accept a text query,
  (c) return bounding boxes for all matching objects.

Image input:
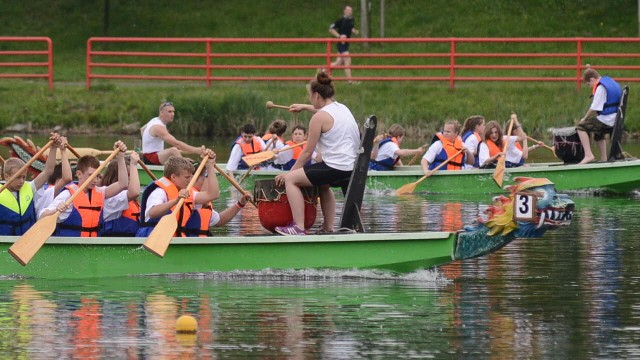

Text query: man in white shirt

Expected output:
[140,101,205,165]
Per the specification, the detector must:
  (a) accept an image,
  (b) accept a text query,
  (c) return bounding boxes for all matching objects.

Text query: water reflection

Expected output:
[1,194,640,358]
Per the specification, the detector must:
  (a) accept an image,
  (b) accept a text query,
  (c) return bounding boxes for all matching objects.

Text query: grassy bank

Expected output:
[1,0,637,137]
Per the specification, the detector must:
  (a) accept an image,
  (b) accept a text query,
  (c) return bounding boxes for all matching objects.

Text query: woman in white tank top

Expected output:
[274,72,360,236]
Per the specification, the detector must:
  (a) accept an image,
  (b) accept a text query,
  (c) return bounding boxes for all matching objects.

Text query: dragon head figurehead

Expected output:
[454,177,574,261]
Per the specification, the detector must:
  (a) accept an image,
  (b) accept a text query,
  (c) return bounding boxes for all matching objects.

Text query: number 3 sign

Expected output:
[514,192,537,221]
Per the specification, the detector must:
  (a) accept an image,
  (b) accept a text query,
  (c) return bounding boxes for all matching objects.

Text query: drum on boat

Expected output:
[254,179,318,232]
[553,127,585,164]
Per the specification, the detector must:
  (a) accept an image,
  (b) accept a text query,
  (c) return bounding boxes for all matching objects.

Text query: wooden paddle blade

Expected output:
[142,214,178,258]
[242,150,275,167]
[8,213,59,266]
[493,157,506,187]
[396,181,419,196]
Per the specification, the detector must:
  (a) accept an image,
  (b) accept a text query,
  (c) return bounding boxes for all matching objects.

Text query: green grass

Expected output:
[0,0,638,137]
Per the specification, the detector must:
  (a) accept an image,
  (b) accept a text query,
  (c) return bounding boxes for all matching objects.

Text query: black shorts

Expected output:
[337,43,350,54]
[304,162,352,193]
[576,117,613,142]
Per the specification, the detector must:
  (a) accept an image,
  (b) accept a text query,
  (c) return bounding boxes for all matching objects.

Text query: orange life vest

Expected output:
[429,133,465,170]
[154,177,193,237]
[236,137,263,156]
[485,139,502,157]
[56,184,104,237]
[285,140,304,160]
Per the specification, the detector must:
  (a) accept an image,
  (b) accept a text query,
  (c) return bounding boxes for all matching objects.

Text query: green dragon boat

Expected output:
[135,159,640,194]
[0,177,575,279]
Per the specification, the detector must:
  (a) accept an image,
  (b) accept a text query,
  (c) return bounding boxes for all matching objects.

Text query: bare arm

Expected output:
[195,150,219,205]
[150,125,204,154]
[105,141,129,199]
[289,103,318,114]
[127,152,141,200]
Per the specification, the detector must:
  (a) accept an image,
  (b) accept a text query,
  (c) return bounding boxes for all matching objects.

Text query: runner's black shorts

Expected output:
[337,43,350,54]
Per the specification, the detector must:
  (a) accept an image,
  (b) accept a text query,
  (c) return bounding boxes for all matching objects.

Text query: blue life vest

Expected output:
[594,76,622,116]
[462,130,481,168]
[99,200,140,237]
[0,183,37,236]
[368,137,400,171]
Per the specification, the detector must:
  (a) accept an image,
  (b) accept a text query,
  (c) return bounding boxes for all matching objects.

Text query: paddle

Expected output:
[8,146,121,266]
[407,143,428,165]
[59,147,133,158]
[241,141,306,167]
[265,101,290,110]
[493,113,517,188]
[238,138,277,184]
[526,135,555,154]
[396,149,464,195]
[0,140,54,195]
[66,144,157,181]
[214,163,258,208]
[142,155,209,258]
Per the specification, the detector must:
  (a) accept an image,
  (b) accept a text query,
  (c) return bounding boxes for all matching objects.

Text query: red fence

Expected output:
[86,37,640,90]
[0,37,54,89]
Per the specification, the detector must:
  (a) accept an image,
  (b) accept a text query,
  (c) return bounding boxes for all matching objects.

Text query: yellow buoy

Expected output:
[175,315,198,333]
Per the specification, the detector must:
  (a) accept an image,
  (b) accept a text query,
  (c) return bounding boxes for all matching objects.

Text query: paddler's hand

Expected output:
[239,193,253,206]
[114,140,127,156]
[202,148,216,163]
[177,189,189,199]
[130,151,140,165]
[275,173,286,186]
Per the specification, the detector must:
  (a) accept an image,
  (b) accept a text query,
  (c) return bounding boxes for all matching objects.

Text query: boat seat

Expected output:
[608,85,629,161]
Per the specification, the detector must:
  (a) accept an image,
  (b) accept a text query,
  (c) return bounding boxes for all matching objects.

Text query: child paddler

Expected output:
[182,166,253,236]
[421,120,474,174]
[136,150,217,238]
[39,141,130,237]
[0,133,66,236]
[98,152,141,237]
[369,123,425,171]
[226,124,266,176]
[461,115,486,169]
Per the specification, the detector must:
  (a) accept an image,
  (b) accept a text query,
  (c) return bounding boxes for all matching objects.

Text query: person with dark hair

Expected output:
[98,152,141,237]
[140,101,206,165]
[226,123,266,175]
[329,5,359,84]
[461,115,486,169]
[274,72,360,235]
[262,119,293,170]
[283,125,320,170]
[39,141,130,237]
[369,124,425,171]
[576,67,623,164]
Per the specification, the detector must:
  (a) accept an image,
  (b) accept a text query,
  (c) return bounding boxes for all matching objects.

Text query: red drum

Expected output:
[254,179,318,232]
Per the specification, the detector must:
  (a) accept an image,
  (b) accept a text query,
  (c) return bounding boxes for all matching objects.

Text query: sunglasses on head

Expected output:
[160,101,174,110]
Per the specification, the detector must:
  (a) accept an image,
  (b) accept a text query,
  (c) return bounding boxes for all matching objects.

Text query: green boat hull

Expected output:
[139,159,640,194]
[0,232,458,279]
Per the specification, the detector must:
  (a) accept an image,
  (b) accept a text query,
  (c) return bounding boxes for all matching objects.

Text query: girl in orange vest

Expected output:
[262,119,293,170]
[98,152,141,236]
[421,120,474,174]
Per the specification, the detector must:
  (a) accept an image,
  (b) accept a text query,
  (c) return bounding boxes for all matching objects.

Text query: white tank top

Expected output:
[317,101,360,171]
[142,117,166,153]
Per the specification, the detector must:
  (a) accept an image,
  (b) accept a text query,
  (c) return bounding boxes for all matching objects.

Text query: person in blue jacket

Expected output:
[576,66,622,164]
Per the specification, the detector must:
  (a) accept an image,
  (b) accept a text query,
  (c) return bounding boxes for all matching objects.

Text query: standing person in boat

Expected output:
[183,167,253,236]
[369,124,425,171]
[421,120,474,174]
[39,141,130,237]
[274,71,360,236]
[576,67,623,164]
[226,124,267,175]
[329,5,359,84]
[477,120,527,169]
[136,151,217,238]
[261,119,293,171]
[98,153,141,237]
[0,133,67,236]
[140,101,206,165]
[461,115,486,169]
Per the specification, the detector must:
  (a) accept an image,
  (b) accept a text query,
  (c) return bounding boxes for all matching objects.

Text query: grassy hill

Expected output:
[0,0,637,136]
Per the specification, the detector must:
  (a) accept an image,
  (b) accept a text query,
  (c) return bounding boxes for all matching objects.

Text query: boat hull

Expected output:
[138,159,640,194]
[0,232,457,279]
